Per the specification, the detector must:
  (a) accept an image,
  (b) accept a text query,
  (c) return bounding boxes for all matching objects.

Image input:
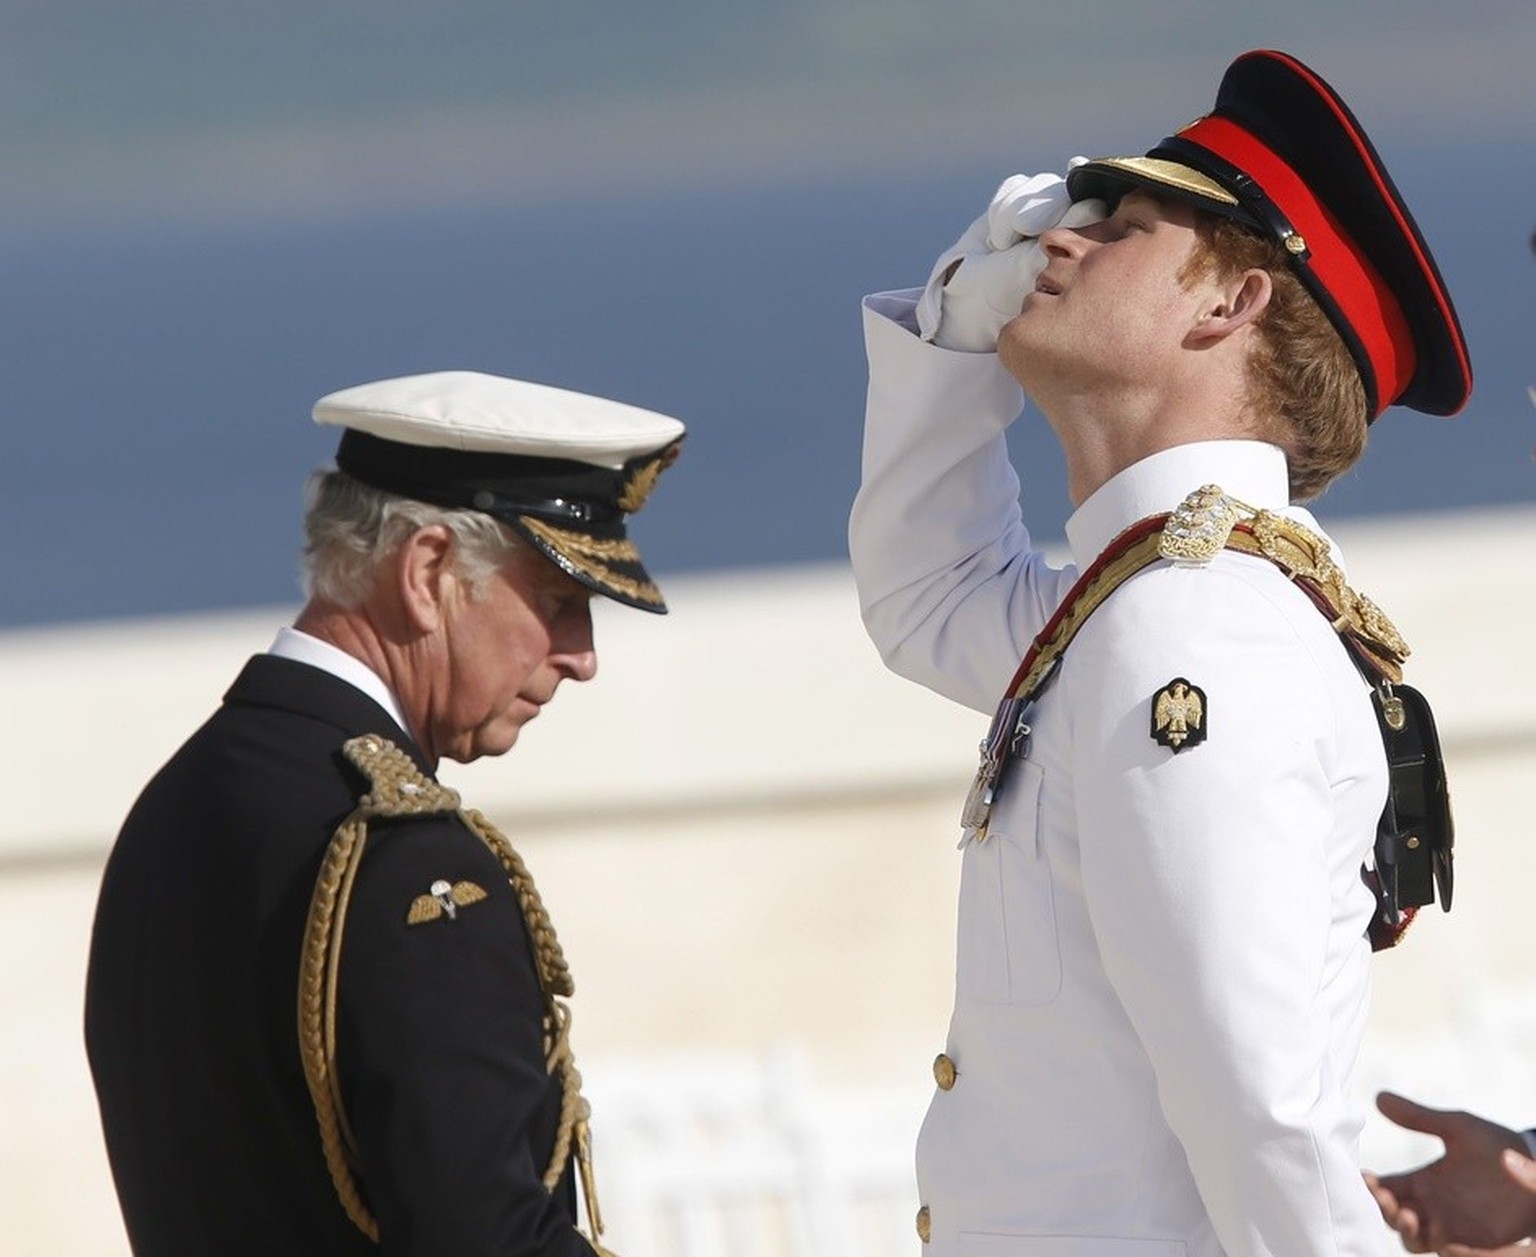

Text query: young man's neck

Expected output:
[1042,384,1268,508]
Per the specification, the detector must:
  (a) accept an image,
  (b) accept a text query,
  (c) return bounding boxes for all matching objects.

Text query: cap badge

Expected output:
[616,442,681,514]
[1151,678,1207,753]
[406,878,488,925]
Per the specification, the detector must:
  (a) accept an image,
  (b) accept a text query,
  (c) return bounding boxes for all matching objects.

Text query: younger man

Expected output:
[850,50,1469,1256]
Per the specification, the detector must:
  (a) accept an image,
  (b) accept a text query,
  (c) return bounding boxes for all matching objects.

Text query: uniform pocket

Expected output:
[960,1233,1186,1256]
[955,759,1060,1006]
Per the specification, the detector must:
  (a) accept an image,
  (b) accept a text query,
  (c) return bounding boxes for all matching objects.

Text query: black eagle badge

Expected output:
[1151,678,1207,753]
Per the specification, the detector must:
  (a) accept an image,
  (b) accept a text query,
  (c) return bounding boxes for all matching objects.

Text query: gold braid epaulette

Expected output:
[1227,510,1408,684]
[1003,484,1409,704]
[297,734,613,1252]
[1156,483,1407,684]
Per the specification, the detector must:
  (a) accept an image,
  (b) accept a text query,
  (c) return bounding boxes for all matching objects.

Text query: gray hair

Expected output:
[301,470,522,608]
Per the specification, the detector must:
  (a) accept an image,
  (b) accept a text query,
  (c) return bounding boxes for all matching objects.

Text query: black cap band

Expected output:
[336,429,626,530]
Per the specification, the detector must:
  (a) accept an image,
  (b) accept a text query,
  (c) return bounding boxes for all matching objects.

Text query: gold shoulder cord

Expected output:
[1232,507,1409,683]
[978,486,1424,944]
[1157,484,1408,681]
[297,734,615,1254]
[1006,484,1409,704]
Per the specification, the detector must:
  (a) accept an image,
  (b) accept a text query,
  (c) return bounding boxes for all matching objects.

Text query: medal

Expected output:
[959,696,1033,837]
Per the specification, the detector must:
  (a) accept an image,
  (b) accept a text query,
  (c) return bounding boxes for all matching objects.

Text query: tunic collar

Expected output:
[1065,440,1294,567]
[267,626,412,739]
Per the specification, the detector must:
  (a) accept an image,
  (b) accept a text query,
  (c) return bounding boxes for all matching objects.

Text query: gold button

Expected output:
[916,1205,931,1243]
[1284,232,1308,255]
[932,1053,957,1091]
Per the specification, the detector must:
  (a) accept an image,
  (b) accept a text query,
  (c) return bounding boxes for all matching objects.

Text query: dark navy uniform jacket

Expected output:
[85,654,594,1257]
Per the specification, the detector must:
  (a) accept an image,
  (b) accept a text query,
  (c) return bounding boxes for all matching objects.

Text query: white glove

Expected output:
[916,163,1107,352]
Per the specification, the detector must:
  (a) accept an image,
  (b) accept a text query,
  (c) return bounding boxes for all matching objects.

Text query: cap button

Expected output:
[471,490,495,510]
[916,1205,931,1243]
[1284,232,1308,255]
[932,1053,957,1091]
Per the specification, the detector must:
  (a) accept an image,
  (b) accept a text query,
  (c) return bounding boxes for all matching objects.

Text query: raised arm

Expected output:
[848,173,1103,712]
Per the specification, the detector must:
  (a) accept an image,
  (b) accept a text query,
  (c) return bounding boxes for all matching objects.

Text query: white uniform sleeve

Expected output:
[1069,560,1389,1257]
[849,290,1078,714]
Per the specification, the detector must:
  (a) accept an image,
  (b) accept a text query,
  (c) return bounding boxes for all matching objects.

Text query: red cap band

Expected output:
[1179,114,1416,416]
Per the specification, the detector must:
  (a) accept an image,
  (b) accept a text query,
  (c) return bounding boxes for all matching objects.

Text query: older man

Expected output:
[849,50,1468,1256]
[85,370,683,1257]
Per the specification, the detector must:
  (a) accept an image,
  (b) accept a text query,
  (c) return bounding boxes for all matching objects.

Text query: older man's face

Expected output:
[422,543,597,765]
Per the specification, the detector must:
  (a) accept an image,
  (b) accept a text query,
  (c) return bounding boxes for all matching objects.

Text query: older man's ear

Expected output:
[393,526,457,634]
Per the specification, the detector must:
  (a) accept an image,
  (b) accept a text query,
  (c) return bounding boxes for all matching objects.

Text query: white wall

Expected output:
[5,506,1534,1253]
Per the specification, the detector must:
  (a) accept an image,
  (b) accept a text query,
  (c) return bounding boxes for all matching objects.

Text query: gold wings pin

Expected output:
[406,879,488,925]
[1151,677,1207,753]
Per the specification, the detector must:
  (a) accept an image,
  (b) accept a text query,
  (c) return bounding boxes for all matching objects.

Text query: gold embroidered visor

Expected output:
[1067,155,1241,218]
[514,515,665,612]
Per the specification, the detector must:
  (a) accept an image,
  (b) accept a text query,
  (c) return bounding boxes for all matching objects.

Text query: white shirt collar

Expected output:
[1064,440,1294,567]
[267,626,413,738]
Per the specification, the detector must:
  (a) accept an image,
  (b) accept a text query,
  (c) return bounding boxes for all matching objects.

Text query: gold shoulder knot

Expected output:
[1247,511,1411,676]
[1250,509,1333,578]
[1158,485,1254,565]
[342,735,461,819]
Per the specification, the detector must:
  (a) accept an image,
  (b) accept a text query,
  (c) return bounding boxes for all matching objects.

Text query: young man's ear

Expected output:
[395,525,456,634]
[1190,268,1273,345]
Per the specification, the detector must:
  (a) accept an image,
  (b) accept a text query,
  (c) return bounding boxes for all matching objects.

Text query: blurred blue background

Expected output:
[3,1,1532,628]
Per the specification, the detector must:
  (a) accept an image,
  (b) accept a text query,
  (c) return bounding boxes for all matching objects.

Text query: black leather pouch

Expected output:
[1371,682,1454,933]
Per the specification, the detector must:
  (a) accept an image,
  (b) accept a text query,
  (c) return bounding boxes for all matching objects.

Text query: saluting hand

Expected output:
[915,164,1105,353]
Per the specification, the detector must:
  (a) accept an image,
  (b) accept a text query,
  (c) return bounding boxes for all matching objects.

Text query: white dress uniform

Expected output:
[850,289,1395,1257]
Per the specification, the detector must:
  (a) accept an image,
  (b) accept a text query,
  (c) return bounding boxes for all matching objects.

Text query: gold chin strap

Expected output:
[297,734,612,1251]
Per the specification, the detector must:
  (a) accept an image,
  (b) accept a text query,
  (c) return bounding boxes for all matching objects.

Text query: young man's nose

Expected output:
[1039,223,1091,258]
